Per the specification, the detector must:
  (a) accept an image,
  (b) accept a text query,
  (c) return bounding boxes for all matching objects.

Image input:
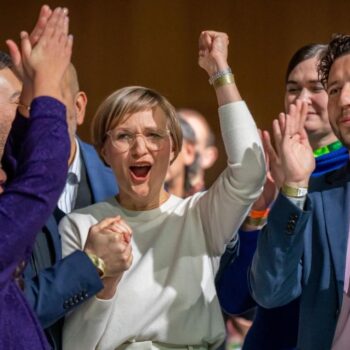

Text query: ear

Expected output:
[183,142,196,166]
[74,91,88,126]
[201,145,218,169]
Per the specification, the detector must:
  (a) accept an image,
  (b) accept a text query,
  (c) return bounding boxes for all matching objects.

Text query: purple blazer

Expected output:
[0,97,69,349]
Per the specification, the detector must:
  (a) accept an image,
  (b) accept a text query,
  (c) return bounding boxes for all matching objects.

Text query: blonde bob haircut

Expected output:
[92,86,183,163]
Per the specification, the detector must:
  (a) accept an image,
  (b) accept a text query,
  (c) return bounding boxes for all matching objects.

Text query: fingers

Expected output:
[90,216,121,233]
[6,39,21,68]
[113,217,132,235]
[198,32,210,57]
[299,100,308,132]
[272,116,283,155]
[285,100,308,137]
[65,34,74,53]
[41,7,63,40]
[56,7,69,42]
[20,31,32,61]
[29,4,52,45]
[262,130,278,164]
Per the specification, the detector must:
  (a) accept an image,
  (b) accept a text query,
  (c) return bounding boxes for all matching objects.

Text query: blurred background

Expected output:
[1,0,349,185]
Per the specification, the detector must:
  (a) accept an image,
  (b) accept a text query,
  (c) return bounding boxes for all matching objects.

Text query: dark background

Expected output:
[1,0,349,184]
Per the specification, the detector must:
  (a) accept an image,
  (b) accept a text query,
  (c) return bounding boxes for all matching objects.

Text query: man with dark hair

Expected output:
[250,34,350,350]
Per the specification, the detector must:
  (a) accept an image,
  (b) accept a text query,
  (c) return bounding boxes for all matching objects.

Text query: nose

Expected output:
[297,88,312,104]
[339,83,350,108]
[130,134,148,156]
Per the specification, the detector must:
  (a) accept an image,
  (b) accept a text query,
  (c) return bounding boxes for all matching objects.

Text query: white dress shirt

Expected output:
[57,138,81,214]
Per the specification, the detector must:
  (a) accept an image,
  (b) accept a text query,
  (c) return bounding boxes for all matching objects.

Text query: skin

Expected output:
[285,57,337,149]
[243,55,338,229]
[165,138,196,198]
[0,68,22,158]
[102,107,174,211]
[179,109,217,170]
[59,65,87,165]
[327,53,350,149]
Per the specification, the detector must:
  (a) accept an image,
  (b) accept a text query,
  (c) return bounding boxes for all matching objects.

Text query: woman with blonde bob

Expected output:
[60,30,265,350]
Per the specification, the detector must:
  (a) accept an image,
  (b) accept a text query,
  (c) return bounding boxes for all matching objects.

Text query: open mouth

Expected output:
[129,165,152,181]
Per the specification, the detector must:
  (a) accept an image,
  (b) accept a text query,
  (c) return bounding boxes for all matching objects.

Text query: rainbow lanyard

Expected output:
[313,140,343,158]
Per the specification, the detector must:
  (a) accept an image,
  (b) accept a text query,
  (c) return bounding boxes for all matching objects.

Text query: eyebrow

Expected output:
[10,91,21,100]
[286,79,321,85]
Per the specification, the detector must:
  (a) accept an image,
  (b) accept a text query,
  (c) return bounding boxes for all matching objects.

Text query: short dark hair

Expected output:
[286,44,327,82]
[0,51,13,70]
[319,34,350,87]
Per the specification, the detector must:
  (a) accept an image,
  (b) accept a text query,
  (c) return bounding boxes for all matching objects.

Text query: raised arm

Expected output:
[250,100,315,307]
[0,7,71,287]
[196,30,266,255]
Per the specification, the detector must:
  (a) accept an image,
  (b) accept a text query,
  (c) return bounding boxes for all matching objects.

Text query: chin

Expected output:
[131,184,151,198]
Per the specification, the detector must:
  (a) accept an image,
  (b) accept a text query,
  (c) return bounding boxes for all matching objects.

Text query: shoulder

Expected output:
[310,162,350,193]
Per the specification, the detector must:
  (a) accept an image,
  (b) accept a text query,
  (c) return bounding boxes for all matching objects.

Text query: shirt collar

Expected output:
[68,138,82,184]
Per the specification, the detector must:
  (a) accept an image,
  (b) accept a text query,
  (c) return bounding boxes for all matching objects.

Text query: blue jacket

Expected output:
[250,163,350,350]
[216,146,349,350]
[23,139,118,349]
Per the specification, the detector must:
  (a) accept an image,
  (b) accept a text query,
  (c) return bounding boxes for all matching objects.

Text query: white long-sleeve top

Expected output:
[60,101,265,350]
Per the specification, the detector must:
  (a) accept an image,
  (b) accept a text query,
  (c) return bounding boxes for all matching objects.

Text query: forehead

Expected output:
[184,116,208,143]
[287,57,319,82]
[0,68,21,98]
[328,53,350,83]
[117,106,168,129]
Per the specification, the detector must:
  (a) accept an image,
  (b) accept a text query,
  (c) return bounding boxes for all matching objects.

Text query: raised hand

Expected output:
[6,5,53,82]
[7,7,72,106]
[198,30,230,76]
[266,100,315,188]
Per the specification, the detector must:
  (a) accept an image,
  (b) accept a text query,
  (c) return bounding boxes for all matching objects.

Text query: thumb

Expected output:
[6,39,21,67]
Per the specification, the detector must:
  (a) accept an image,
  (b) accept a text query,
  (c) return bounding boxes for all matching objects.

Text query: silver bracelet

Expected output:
[208,67,232,85]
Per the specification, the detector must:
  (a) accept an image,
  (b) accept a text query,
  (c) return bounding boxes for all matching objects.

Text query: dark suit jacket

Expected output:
[250,163,350,350]
[23,139,118,350]
[0,97,69,350]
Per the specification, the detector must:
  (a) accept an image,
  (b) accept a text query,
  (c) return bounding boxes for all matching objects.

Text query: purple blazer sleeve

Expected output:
[0,96,69,287]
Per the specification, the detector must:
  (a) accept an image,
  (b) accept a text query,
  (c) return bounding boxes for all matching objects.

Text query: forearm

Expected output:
[23,251,103,328]
[249,193,310,307]
[216,229,259,314]
[219,101,265,199]
[0,97,69,282]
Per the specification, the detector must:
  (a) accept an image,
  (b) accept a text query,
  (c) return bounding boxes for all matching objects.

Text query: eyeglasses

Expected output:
[106,128,170,153]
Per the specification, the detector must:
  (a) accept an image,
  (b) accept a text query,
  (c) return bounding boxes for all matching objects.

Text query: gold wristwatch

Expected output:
[281,183,308,198]
[86,252,106,278]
